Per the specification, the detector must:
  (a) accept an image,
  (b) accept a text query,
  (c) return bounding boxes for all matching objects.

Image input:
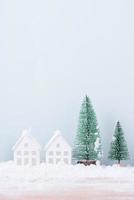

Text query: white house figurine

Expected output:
[12,129,41,166]
[45,130,72,165]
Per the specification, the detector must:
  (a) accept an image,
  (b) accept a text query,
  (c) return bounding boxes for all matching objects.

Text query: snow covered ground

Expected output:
[0,161,134,199]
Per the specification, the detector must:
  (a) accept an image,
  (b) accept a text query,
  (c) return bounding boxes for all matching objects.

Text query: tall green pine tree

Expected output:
[73,96,102,161]
[108,121,130,164]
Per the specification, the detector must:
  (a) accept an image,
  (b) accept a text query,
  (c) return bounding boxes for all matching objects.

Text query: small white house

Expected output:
[45,130,72,165]
[12,129,41,166]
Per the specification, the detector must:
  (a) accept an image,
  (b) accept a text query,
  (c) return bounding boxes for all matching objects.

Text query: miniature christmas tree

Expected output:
[73,96,102,161]
[108,121,130,164]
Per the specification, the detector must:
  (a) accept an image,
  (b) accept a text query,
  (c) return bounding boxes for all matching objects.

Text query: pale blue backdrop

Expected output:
[0,0,134,164]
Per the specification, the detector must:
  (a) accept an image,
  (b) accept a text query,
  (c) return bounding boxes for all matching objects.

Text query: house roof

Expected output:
[45,130,71,150]
[12,129,41,151]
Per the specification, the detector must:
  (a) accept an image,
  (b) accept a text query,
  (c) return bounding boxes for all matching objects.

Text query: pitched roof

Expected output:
[45,130,71,150]
[12,129,41,151]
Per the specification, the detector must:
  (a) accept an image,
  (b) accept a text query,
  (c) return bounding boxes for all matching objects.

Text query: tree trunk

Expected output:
[118,160,121,165]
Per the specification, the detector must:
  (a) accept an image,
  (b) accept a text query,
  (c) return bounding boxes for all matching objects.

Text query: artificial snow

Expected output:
[94,137,100,151]
[0,161,133,196]
[112,136,116,141]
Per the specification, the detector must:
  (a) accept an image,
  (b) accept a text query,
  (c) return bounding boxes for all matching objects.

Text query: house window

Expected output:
[56,151,61,156]
[48,158,53,164]
[17,158,22,165]
[64,158,69,164]
[64,151,68,156]
[17,151,21,155]
[24,143,28,147]
[32,151,36,155]
[24,151,29,155]
[24,158,29,165]
[49,151,53,156]
[56,158,61,164]
[56,143,60,148]
[32,158,36,166]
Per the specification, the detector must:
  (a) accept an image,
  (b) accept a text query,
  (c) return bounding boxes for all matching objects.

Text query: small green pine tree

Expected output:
[73,96,102,161]
[108,121,130,164]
